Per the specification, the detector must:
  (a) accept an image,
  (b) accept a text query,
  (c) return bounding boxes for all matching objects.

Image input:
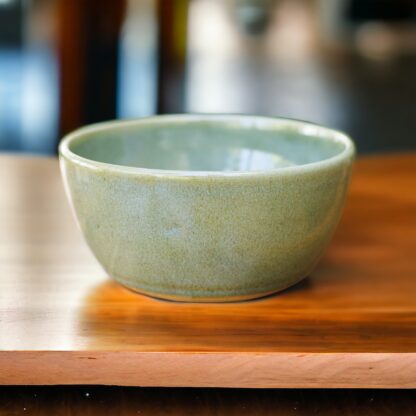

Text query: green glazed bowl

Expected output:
[59,115,354,302]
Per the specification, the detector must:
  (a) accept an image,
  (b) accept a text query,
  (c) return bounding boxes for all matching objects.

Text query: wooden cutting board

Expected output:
[0,154,415,388]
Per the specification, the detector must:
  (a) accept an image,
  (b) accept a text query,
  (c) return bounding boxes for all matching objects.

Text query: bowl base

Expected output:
[114,278,305,303]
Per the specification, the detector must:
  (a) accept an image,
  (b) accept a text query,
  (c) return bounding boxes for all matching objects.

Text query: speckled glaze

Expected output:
[59,115,355,302]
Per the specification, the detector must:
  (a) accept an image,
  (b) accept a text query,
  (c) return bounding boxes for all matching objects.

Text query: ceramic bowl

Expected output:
[59,115,355,302]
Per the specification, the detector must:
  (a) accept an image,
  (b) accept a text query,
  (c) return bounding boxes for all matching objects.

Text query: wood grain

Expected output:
[0,154,415,387]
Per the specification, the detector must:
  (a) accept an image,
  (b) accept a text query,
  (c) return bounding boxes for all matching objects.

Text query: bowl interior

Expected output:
[67,117,348,172]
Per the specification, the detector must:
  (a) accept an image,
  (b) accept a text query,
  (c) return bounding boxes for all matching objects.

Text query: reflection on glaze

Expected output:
[225,148,296,171]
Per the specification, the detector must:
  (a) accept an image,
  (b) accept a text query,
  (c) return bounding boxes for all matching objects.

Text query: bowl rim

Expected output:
[59,114,355,178]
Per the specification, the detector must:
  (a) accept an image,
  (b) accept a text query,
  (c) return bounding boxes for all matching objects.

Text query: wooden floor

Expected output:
[0,154,416,388]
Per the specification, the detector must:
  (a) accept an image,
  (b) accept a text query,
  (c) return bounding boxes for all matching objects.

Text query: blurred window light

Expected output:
[186,0,343,128]
[188,0,237,56]
[117,0,158,118]
[20,47,58,153]
[186,0,242,112]
[0,0,15,6]
[0,0,57,153]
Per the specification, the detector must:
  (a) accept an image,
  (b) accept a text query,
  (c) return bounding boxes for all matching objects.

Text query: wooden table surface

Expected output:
[0,154,416,389]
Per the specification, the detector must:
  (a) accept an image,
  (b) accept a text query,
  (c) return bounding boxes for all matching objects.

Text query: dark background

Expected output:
[0,0,415,154]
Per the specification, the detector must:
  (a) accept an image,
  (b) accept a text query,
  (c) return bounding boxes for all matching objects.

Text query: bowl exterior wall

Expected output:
[60,156,353,301]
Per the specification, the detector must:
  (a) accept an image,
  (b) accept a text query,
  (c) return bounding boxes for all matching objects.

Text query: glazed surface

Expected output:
[60,115,354,301]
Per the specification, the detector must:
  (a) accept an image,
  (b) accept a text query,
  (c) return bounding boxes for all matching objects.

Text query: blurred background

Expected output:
[0,0,415,154]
